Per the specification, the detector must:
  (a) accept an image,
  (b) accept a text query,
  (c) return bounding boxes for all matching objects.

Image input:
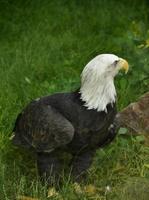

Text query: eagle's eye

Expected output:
[113,60,119,66]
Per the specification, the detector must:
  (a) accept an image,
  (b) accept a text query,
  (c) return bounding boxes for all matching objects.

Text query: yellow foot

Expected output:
[47,187,59,198]
[73,183,98,195]
[83,184,97,195]
[73,182,83,194]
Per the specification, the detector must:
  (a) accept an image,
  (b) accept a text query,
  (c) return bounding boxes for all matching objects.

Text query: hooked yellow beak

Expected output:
[119,58,129,74]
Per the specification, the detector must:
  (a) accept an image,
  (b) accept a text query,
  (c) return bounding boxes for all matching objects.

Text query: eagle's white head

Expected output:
[80,54,129,112]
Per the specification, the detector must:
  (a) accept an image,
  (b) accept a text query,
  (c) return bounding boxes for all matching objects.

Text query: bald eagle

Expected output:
[12,54,129,185]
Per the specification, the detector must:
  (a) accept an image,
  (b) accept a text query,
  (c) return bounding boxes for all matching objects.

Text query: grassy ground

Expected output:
[0,0,149,199]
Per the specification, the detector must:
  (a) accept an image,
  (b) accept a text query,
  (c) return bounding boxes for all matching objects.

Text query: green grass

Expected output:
[0,0,149,199]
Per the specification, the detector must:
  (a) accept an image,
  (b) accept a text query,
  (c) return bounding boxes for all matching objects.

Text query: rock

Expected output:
[116,92,149,135]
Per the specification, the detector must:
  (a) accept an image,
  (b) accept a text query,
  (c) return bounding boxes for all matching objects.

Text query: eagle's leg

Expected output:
[71,150,95,182]
[37,151,61,186]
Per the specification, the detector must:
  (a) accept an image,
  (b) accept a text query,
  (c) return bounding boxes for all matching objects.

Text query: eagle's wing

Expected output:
[12,103,74,152]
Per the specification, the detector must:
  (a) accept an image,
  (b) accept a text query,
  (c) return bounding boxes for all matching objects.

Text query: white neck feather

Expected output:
[80,75,116,112]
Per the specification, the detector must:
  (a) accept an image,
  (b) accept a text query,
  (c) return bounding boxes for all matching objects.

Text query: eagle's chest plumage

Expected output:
[67,101,116,152]
[41,92,117,152]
